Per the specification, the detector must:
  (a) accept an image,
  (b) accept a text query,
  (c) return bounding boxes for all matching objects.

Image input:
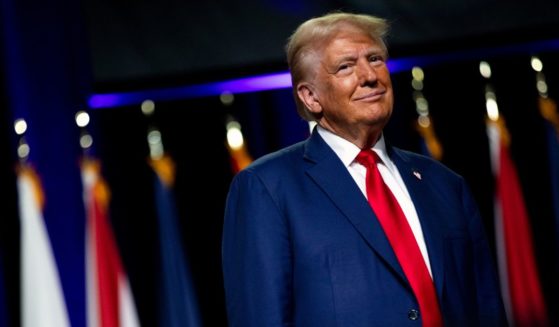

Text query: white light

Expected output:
[486,98,499,121]
[415,97,429,114]
[141,99,155,115]
[148,129,162,145]
[537,80,548,94]
[411,79,423,91]
[147,129,164,159]
[531,56,543,72]
[14,119,27,135]
[412,66,424,81]
[418,115,431,128]
[75,111,90,127]
[220,91,235,106]
[80,133,93,149]
[479,61,491,79]
[17,143,30,159]
[227,126,244,150]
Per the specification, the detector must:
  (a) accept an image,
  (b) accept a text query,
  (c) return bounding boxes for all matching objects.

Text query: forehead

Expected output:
[299,25,385,80]
[322,27,381,55]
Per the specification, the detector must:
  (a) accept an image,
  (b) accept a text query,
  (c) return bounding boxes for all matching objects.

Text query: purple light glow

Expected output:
[88,72,293,109]
[88,38,559,109]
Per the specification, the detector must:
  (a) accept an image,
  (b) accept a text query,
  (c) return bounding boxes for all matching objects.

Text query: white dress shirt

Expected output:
[317,125,433,277]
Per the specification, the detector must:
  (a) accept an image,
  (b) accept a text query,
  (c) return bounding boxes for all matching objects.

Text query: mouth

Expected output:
[353,90,386,102]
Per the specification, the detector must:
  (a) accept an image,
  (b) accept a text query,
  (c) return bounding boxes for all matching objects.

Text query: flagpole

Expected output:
[78,110,141,327]
[481,61,549,327]
[15,118,71,327]
[530,56,559,261]
[142,100,202,327]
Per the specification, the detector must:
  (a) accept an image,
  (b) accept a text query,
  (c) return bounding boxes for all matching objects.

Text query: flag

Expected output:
[226,142,253,174]
[150,155,201,327]
[486,117,548,327]
[538,97,559,253]
[17,165,70,327]
[82,159,140,327]
[416,119,443,160]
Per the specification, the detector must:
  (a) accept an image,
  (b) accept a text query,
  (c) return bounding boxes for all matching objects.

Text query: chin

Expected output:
[365,106,391,119]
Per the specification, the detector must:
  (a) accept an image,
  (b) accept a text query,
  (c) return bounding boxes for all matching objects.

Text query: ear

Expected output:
[296,83,322,115]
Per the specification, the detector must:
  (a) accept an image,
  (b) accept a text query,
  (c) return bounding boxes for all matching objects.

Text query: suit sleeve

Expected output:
[460,179,508,327]
[222,170,294,327]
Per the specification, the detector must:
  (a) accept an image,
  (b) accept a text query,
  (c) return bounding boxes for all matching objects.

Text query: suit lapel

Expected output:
[304,131,408,284]
[390,148,446,300]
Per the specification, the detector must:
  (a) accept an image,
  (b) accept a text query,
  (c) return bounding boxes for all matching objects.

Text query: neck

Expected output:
[317,121,382,149]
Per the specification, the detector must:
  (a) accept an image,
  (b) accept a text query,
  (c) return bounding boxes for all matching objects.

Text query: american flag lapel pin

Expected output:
[413,170,422,180]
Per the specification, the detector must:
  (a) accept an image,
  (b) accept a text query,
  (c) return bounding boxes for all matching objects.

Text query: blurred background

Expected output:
[1,0,559,326]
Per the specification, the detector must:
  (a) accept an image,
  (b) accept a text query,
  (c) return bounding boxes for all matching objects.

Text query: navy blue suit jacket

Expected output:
[222,129,506,326]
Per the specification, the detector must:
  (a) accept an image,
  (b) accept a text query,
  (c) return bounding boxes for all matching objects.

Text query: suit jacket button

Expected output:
[408,309,419,321]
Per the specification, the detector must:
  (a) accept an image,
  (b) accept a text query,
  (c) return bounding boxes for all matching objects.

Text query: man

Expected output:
[222,12,506,327]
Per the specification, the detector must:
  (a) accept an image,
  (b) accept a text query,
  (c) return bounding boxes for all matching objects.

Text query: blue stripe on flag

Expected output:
[153,174,201,327]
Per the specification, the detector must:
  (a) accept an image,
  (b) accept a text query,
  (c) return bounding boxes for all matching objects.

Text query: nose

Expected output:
[358,59,378,86]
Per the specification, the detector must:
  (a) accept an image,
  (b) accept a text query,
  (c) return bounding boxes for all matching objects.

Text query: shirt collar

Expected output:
[316,125,390,167]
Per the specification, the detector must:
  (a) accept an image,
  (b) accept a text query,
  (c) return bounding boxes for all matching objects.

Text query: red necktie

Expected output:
[356,149,443,327]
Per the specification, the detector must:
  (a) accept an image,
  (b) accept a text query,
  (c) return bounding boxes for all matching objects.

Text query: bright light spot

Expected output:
[416,97,429,114]
[75,111,90,127]
[220,91,235,105]
[148,129,162,145]
[80,133,93,149]
[537,80,548,94]
[141,99,155,115]
[486,98,499,121]
[17,142,30,159]
[418,115,431,128]
[411,79,423,91]
[14,119,27,135]
[227,126,244,150]
[147,129,164,159]
[412,66,424,81]
[531,56,543,72]
[479,61,491,79]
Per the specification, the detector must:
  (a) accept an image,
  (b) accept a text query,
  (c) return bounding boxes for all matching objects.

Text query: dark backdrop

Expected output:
[83,0,559,86]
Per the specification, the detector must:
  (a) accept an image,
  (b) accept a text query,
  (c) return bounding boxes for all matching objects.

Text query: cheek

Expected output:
[328,78,357,98]
[379,69,392,87]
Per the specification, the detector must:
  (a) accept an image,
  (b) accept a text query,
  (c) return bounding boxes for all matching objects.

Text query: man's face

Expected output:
[305,27,393,140]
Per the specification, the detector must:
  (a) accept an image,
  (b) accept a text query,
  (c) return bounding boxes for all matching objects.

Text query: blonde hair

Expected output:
[286,12,389,121]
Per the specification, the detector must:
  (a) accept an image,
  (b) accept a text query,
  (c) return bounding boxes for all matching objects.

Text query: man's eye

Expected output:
[337,64,352,73]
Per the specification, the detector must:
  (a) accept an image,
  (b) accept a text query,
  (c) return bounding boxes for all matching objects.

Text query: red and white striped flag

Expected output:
[487,117,548,327]
[82,159,140,327]
[18,165,70,327]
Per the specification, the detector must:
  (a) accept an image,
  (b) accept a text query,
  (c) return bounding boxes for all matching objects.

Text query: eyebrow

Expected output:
[331,54,358,66]
[330,48,385,67]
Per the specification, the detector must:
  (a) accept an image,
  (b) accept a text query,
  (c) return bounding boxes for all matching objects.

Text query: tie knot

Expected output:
[356,149,379,168]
